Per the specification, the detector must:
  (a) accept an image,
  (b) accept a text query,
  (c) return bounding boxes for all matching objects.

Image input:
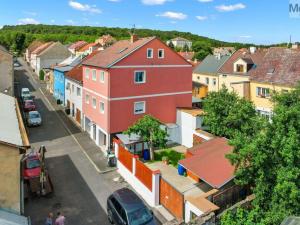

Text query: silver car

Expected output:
[27,111,42,127]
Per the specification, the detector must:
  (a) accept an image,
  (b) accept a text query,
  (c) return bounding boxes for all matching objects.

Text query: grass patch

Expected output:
[154,149,184,167]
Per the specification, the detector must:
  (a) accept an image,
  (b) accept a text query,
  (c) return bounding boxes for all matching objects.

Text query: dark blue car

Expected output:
[107,188,157,225]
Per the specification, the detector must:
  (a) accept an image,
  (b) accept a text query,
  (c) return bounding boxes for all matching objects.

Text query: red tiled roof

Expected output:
[83,37,155,68]
[78,42,100,52]
[65,50,100,83]
[178,51,195,61]
[69,41,88,51]
[31,42,54,55]
[27,40,44,52]
[218,48,267,75]
[250,47,300,87]
[179,137,235,189]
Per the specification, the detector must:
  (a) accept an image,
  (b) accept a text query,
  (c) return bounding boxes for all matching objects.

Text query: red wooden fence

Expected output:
[135,159,153,191]
[118,145,133,172]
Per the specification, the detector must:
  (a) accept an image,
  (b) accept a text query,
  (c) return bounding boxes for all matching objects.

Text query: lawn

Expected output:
[154,149,184,167]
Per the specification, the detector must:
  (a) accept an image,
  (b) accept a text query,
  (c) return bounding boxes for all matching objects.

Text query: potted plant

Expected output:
[162,156,169,165]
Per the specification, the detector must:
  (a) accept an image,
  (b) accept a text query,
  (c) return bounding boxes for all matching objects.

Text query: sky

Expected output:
[0,0,298,45]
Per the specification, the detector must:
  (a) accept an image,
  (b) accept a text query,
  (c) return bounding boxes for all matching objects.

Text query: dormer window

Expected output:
[158,49,164,58]
[236,64,245,73]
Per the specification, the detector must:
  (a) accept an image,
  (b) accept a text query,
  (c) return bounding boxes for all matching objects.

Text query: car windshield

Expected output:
[128,207,153,225]
[30,113,40,119]
[23,91,30,95]
[26,101,33,105]
[26,159,40,169]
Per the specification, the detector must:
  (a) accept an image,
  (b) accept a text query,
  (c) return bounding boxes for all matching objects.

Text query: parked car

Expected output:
[27,111,42,127]
[107,188,157,225]
[21,88,31,101]
[23,152,41,180]
[23,100,36,112]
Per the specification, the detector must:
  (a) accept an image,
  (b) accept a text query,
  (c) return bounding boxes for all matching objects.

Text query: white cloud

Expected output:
[198,0,213,2]
[66,19,76,25]
[156,11,187,20]
[18,18,40,25]
[196,16,208,21]
[216,3,246,12]
[142,0,171,5]
[239,35,252,39]
[69,1,101,13]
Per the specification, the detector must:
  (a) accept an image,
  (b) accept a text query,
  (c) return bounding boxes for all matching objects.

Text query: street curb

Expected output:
[99,167,118,174]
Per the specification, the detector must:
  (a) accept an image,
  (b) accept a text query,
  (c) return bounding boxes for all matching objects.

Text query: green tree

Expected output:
[222,86,300,225]
[203,86,258,139]
[12,32,26,54]
[124,115,168,160]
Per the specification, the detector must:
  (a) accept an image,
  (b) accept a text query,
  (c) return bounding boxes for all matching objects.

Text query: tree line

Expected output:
[0,24,252,58]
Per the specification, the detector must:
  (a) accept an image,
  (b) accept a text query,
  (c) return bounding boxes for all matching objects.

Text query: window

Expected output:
[92,97,97,109]
[205,77,209,85]
[197,76,200,80]
[147,48,153,58]
[100,71,105,83]
[213,78,217,86]
[92,69,97,81]
[66,82,70,90]
[134,71,146,84]
[134,101,145,114]
[236,64,245,73]
[100,102,104,114]
[256,87,270,98]
[85,94,90,104]
[85,68,90,79]
[76,87,81,96]
[158,49,164,58]
[71,84,74,93]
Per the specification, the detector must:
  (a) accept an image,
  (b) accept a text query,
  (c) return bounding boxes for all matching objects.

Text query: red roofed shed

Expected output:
[179,137,235,189]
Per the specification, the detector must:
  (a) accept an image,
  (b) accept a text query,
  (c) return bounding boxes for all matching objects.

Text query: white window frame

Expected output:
[256,87,270,98]
[76,87,81,96]
[100,101,105,114]
[85,94,90,104]
[66,82,70,90]
[205,77,209,85]
[134,71,146,84]
[158,49,164,59]
[134,101,146,114]
[85,68,90,79]
[92,69,97,81]
[213,78,217,86]
[147,48,153,59]
[100,71,105,83]
[71,84,75,93]
[92,97,97,109]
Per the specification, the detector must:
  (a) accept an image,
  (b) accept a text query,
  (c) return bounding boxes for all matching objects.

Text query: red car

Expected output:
[24,100,36,112]
[23,153,41,180]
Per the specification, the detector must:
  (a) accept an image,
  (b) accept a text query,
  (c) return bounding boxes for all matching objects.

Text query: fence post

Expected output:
[132,155,138,175]
[152,170,161,206]
[114,141,119,159]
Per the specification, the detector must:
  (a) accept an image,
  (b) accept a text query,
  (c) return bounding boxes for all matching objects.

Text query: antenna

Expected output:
[130,24,136,35]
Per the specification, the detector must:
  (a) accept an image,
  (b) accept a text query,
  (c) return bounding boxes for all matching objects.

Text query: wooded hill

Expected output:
[0,24,252,58]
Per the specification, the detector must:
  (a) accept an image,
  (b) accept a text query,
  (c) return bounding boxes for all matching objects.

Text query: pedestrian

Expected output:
[45,212,53,225]
[55,212,66,225]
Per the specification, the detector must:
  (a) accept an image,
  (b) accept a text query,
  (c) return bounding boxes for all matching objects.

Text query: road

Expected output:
[15,58,129,225]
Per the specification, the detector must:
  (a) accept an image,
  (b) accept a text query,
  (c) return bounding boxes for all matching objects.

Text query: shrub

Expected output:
[39,70,45,80]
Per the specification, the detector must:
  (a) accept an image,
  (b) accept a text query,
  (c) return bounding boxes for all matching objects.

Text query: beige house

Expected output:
[217,48,266,99]
[0,93,30,214]
[25,40,44,63]
[167,37,192,50]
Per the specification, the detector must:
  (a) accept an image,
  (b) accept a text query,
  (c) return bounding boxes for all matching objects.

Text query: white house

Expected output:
[65,64,84,127]
[167,37,192,50]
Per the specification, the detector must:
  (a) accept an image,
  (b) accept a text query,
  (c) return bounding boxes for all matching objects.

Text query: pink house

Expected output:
[82,35,192,150]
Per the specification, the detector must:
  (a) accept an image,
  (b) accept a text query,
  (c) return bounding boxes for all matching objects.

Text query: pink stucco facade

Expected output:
[82,38,192,145]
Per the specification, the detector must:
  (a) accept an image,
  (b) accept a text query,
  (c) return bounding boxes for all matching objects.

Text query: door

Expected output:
[71,103,75,117]
[93,124,96,141]
[76,109,81,124]
[67,100,70,109]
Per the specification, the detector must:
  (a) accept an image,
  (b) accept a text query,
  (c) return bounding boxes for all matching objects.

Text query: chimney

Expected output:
[249,46,257,54]
[131,34,138,43]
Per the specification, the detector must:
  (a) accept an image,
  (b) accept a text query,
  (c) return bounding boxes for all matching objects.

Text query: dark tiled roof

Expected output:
[193,55,230,75]
[219,48,266,75]
[179,137,234,189]
[250,47,300,87]
[83,37,155,68]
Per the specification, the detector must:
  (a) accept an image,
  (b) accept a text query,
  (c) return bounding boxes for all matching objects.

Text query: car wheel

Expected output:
[107,209,114,224]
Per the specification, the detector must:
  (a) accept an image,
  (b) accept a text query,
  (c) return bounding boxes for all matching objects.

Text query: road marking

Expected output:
[38,87,101,173]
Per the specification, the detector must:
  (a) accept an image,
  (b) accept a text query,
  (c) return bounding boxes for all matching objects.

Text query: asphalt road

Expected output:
[15,59,127,225]
[15,58,163,225]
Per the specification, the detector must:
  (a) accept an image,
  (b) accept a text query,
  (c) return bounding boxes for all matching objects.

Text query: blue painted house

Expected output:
[53,55,81,105]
